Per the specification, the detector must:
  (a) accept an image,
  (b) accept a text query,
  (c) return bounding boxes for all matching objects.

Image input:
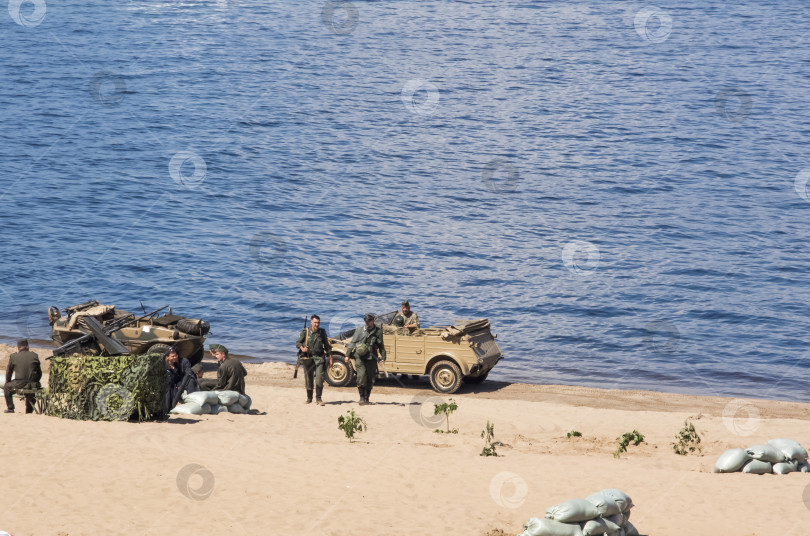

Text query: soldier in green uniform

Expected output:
[392,300,420,333]
[4,339,42,414]
[347,313,386,405]
[209,344,248,395]
[296,315,331,405]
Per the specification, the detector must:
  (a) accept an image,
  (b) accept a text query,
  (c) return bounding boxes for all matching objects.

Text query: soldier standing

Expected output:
[347,313,386,405]
[392,300,420,333]
[4,339,42,414]
[296,315,331,405]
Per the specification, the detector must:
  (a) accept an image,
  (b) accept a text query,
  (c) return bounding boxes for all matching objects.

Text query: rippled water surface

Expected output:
[2,0,809,401]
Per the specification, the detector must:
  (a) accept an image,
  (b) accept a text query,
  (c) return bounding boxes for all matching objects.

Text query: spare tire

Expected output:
[176,318,210,336]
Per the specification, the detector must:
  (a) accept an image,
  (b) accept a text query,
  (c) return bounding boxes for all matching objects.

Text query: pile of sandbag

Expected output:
[714,438,808,474]
[519,488,639,536]
[170,390,252,415]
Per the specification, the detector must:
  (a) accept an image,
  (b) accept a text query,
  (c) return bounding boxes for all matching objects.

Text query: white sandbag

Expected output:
[602,516,622,534]
[624,521,639,536]
[545,499,601,523]
[214,404,228,414]
[585,493,621,517]
[239,393,252,410]
[200,403,212,415]
[599,489,633,513]
[746,444,786,463]
[183,391,218,406]
[522,517,583,536]
[227,402,246,414]
[800,461,810,473]
[216,390,240,406]
[768,438,808,463]
[713,448,751,473]
[604,514,624,527]
[581,518,608,536]
[741,459,772,474]
[773,460,799,474]
[169,402,203,415]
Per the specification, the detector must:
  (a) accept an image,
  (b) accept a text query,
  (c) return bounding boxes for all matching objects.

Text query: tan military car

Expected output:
[324,312,502,394]
[49,300,209,365]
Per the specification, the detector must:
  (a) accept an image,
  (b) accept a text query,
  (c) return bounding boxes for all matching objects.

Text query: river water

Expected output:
[2,0,809,401]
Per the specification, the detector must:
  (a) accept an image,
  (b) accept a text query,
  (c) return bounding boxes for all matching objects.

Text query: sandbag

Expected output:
[169,402,203,415]
[213,404,228,414]
[239,393,252,410]
[714,448,751,473]
[800,461,810,473]
[602,516,622,534]
[741,459,772,474]
[227,402,246,414]
[545,499,601,523]
[522,517,583,536]
[581,518,608,536]
[773,460,799,474]
[215,390,240,406]
[624,522,639,536]
[200,403,212,415]
[746,444,786,463]
[768,438,808,463]
[599,489,633,513]
[604,514,624,527]
[183,390,218,406]
[585,493,621,517]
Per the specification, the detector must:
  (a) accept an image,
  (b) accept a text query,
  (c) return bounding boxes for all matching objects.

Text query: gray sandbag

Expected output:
[624,521,639,536]
[746,444,786,463]
[604,514,624,528]
[183,390,219,406]
[773,460,799,474]
[209,404,228,415]
[585,492,621,517]
[581,518,608,536]
[602,516,622,534]
[169,402,203,415]
[741,459,772,474]
[239,393,252,410]
[227,402,246,414]
[522,517,583,536]
[714,448,751,473]
[800,461,810,473]
[200,403,212,415]
[545,499,601,523]
[215,390,240,406]
[768,438,808,463]
[599,489,633,513]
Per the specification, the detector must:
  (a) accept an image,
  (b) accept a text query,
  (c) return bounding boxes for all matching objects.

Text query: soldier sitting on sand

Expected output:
[208,344,248,395]
[192,363,218,391]
[4,339,42,414]
[165,347,199,412]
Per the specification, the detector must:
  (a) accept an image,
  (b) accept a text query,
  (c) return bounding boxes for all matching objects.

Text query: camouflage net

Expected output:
[46,354,166,422]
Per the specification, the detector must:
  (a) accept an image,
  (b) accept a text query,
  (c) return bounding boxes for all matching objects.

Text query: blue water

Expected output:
[2,0,810,402]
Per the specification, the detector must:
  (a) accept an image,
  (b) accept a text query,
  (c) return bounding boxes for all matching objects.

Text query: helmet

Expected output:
[393,315,405,327]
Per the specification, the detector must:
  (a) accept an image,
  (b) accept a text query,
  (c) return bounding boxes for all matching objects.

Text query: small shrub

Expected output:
[433,398,459,434]
[566,430,582,439]
[672,418,702,455]
[480,420,498,457]
[337,409,367,443]
[614,430,644,458]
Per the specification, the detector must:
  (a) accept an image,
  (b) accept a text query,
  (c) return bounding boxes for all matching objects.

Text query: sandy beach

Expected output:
[1,344,809,536]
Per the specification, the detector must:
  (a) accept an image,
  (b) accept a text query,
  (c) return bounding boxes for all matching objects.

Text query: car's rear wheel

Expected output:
[325,355,355,387]
[176,319,210,336]
[146,343,172,356]
[464,371,489,384]
[429,360,462,394]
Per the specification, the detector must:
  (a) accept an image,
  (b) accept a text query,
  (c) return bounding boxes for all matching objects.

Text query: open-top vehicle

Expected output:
[324,312,502,394]
[49,300,210,365]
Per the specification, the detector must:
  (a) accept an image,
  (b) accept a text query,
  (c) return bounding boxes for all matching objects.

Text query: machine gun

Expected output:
[51,305,169,358]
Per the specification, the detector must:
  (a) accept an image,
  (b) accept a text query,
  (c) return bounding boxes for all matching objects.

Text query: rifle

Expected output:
[51,305,169,358]
[293,316,308,379]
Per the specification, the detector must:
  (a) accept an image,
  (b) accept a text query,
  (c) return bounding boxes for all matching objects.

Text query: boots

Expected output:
[365,386,373,405]
[305,389,313,404]
[358,386,368,405]
[315,386,325,406]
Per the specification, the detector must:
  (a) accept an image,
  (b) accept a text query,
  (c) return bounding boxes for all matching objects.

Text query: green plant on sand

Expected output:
[480,420,498,457]
[337,409,367,443]
[672,418,702,456]
[614,430,645,458]
[433,398,458,434]
[567,430,582,439]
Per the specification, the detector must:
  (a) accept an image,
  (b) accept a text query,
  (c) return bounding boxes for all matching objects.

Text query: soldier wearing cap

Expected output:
[347,313,386,405]
[296,315,332,405]
[392,300,420,334]
[3,339,42,414]
[209,343,248,395]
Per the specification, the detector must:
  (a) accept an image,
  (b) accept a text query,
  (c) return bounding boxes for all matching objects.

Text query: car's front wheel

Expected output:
[325,355,355,387]
[429,359,462,394]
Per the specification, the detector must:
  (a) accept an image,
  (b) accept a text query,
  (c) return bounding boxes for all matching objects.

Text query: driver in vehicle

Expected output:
[391,300,420,334]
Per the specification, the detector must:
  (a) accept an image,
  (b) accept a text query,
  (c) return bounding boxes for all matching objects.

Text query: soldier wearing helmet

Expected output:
[347,313,386,405]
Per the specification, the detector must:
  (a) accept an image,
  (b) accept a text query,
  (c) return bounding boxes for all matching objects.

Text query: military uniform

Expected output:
[213,356,248,395]
[165,357,199,412]
[297,326,331,404]
[4,349,42,413]
[347,316,386,405]
[392,310,420,331]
